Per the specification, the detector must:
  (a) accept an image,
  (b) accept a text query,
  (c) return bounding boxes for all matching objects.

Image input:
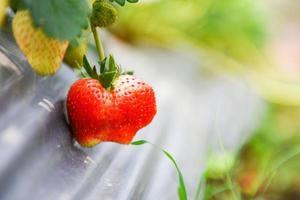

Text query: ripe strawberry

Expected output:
[12,10,68,75]
[66,56,156,147]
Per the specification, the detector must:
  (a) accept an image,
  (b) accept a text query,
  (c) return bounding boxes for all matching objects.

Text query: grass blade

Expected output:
[131,140,147,145]
[132,140,188,200]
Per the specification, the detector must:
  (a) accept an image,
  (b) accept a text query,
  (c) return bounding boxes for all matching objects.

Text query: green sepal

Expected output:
[92,66,98,78]
[83,56,92,75]
[122,70,134,75]
[98,55,119,89]
[108,55,116,71]
[99,70,118,89]
[98,60,105,73]
[83,56,98,79]
[81,54,124,90]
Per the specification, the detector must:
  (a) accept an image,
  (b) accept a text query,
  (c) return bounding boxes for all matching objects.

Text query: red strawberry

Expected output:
[66,56,156,147]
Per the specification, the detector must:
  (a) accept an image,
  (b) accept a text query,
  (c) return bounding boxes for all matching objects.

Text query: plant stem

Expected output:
[194,175,204,200]
[92,26,105,61]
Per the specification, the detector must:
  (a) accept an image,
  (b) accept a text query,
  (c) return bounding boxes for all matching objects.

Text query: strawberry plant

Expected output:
[65,0,156,147]
[5,0,139,75]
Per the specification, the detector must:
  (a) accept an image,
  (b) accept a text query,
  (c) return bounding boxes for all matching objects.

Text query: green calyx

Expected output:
[80,0,136,90]
[90,0,118,28]
[80,55,133,90]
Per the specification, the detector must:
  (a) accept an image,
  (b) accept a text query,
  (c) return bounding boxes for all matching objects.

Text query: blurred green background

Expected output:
[110,0,300,199]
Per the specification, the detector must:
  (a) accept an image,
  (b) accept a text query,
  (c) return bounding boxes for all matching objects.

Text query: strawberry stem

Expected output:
[92,26,105,61]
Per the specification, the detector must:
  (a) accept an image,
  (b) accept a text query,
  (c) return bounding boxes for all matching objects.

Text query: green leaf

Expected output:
[162,150,188,200]
[127,0,139,3]
[20,0,90,41]
[131,140,148,145]
[110,0,125,6]
[131,140,188,200]
[109,0,139,6]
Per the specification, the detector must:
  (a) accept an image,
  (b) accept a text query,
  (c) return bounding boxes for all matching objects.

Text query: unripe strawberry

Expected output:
[64,41,88,68]
[12,10,69,75]
[0,0,8,28]
[205,152,234,180]
[90,0,118,28]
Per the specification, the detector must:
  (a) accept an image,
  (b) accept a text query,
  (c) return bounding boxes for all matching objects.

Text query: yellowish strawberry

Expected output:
[12,10,69,75]
[64,41,88,68]
[0,0,8,28]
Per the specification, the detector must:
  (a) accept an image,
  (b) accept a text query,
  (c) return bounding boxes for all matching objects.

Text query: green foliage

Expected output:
[200,105,300,200]
[162,149,188,200]
[111,0,266,64]
[15,0,90,41]
[132,140,188,200]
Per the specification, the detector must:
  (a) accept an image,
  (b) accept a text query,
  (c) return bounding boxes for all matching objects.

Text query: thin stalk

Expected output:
[216,125,239,200]
[194,175,204,200]
[92,26,105,61]
[260,147,300,195]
